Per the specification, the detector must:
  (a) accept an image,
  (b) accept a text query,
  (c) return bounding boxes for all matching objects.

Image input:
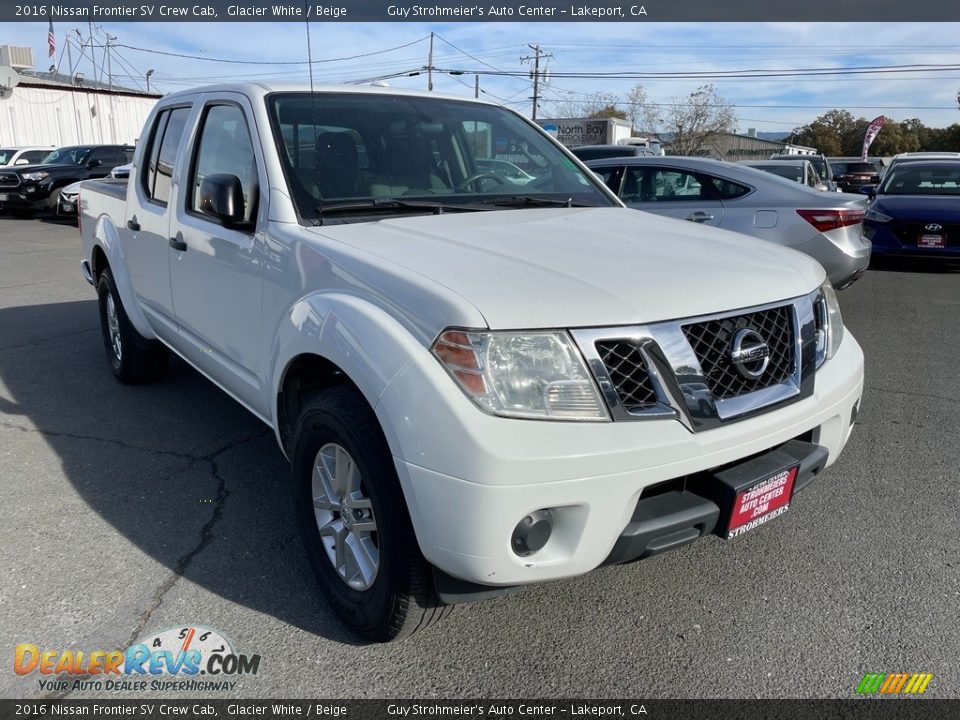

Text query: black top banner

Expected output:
[5,0,960,22]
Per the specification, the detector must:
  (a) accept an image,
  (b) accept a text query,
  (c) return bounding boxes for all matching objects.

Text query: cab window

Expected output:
[189,104,259,225]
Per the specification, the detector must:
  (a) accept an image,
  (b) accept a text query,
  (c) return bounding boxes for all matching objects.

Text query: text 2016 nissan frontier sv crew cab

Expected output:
[79,84,864,642]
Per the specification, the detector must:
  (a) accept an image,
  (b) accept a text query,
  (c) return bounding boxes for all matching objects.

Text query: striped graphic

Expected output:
[857,672,933,695]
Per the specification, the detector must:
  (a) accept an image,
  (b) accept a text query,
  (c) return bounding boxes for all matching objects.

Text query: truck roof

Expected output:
[159,82,502,107]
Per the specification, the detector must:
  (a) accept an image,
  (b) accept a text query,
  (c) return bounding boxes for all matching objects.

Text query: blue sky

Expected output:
[3,21,960,132]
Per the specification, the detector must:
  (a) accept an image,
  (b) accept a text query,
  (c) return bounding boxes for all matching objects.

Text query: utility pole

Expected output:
[474,74,479,99]
[427,32,434,91]
[521,44,552,120]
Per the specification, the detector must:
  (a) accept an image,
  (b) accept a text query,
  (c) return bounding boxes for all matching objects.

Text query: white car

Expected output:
[0,146,54,167]
[79,83,864,641]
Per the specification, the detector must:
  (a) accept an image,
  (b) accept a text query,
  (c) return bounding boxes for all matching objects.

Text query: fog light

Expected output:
[511,510,553,557]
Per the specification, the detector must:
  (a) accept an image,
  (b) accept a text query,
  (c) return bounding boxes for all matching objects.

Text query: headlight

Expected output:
[864,207,892,223]
[813,280,844,367]
[21,171,49,182]
[431,329,609,421]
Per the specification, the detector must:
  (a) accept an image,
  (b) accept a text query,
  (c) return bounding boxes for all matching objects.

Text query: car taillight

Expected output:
[796,208,864,233]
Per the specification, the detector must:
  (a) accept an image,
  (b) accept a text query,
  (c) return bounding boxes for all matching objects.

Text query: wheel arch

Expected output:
[269,292,432,458]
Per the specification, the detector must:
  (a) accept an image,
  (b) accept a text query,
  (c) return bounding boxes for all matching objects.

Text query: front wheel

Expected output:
[292,385,451,642]
[97,268,168,384]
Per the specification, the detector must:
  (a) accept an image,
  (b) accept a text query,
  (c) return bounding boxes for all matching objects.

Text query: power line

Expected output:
[114,36,429,65]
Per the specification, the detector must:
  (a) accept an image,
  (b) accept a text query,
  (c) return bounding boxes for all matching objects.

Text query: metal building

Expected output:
[0,45,160,148]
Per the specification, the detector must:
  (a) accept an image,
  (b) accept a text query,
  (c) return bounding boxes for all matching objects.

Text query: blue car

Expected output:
[863,160,960,259]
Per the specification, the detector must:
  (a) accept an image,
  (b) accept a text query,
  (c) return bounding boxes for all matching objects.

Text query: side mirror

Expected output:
[198,174,246,227]
[814,183,829,192]
[859,186,876,198]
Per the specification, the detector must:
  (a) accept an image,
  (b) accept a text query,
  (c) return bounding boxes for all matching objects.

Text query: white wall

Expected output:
[0,85,157,147]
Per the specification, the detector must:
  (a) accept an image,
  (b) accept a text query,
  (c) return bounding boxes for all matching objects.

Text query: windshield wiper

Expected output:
[317,198,488,219]
[479,195,582,208]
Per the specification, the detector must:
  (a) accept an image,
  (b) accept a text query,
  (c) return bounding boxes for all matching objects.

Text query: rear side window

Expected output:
[706,176,751,200]
[189,104,259,225]
[20,150,47,164]
[142,106,190,206]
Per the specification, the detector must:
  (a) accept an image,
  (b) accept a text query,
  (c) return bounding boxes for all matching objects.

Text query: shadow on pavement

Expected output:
[0,299,364,647]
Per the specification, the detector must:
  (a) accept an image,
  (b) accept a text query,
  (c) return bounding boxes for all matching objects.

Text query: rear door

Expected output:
[169,95,266,413]
[124,104,192,340]
[619,165,724,226]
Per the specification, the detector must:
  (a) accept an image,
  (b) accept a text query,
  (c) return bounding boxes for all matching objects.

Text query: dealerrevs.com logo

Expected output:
[856,672,934,695]
[14,626,261,693]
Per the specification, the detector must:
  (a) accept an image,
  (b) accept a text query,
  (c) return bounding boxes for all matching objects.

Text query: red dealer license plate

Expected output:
[726,465,798,539]
[918,234,946,248]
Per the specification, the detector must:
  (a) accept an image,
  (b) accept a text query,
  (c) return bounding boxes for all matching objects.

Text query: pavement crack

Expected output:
[0,327,99,351]
[41,429,271,700]
[0,421,198,461]
[122,430,271,646]
[867,385,959,406]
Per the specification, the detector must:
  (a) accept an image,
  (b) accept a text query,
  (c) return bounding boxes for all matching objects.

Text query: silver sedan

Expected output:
[586,156,871,288]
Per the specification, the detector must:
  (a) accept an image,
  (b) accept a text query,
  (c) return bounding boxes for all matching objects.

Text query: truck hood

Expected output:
[307,207,825,329]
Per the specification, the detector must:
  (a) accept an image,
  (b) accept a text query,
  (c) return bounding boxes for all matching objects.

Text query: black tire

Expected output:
[292,384,451,642]
[97,268,168,384]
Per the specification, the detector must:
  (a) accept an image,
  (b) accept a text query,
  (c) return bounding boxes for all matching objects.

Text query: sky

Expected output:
[3,20,960,133]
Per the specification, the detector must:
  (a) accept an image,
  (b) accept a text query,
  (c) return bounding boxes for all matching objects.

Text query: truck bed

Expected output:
[82,178,127,202]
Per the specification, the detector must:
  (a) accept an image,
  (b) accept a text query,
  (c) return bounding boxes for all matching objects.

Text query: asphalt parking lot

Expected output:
[1,215,958,700]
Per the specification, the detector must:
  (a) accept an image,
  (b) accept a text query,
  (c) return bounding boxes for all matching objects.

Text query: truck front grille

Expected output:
[0,173,21,188]
[595,341,658,412]
[682,305,795,399]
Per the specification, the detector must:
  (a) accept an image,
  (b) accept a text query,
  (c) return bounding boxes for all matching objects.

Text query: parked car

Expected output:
[739,159,829,191]
[110,163,132,179]
[0,146,55,167]
[768,153,838,192]
[0,144,134,218]
[862,159,960,260]
[586,156,870,288]
[829,158,882,193]
[879,152,960,180]
[80,83,863,641]
[570,144,658,161]
[56,180,83,220]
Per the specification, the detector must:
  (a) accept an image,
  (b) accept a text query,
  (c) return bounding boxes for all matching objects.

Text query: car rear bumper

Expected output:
[379,332,864,587]
[866,221,960,257]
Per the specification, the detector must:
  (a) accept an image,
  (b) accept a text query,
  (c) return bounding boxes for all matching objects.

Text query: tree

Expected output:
[625,84,658,134]
[588,104,627,120]
[789,110,857,156]
[661,85,735,156]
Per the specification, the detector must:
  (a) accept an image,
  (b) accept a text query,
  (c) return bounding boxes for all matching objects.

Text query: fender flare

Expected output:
[90,214,156,340]
[269,292,435,453]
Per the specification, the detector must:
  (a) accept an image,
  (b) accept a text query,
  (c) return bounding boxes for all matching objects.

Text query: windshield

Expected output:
[267,92,614,222]
[752,164,804,183]
[41,147,91,166]
[878,164,960,195]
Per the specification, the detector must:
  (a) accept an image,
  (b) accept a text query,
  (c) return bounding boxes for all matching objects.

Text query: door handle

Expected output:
[685,211,714,223]
[169,236,187,252]
[126,219,140,232]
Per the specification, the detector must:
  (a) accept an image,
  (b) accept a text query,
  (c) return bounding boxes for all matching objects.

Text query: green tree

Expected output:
[588,104,628,120]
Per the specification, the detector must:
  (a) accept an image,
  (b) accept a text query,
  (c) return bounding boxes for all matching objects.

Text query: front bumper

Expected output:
[0,184,53,209]
[866,221,960,258]
[378,332,864,587]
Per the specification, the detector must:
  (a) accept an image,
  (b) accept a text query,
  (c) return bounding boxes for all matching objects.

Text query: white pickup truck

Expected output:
[79,83,864,642]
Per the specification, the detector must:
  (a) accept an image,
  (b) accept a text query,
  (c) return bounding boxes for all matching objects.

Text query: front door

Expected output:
[169,97,266,414]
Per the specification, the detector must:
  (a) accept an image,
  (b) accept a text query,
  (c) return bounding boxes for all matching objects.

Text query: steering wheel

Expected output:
[456,172,508,192]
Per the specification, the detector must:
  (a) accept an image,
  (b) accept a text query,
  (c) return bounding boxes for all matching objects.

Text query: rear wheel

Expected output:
[97,268,168,384]
[292,384,451,642]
